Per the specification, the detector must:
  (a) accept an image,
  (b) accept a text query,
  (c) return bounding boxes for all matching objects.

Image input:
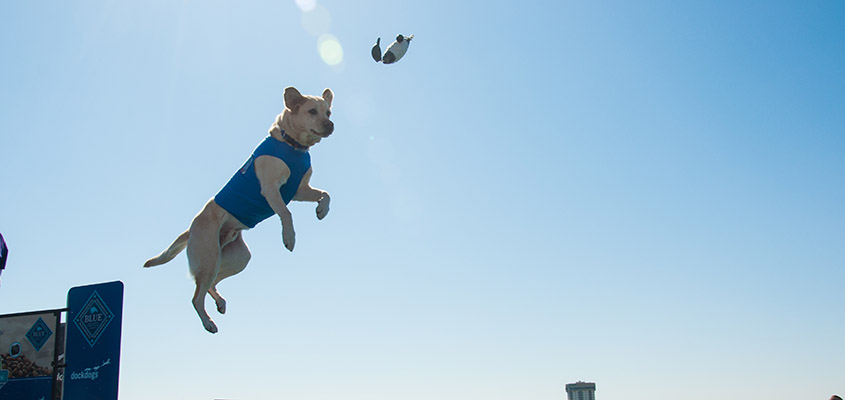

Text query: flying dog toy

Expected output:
[371,34,414,64]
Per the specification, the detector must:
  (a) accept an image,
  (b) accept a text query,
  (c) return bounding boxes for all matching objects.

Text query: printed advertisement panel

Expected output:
[64,281,123,400]
[0,311,59,400]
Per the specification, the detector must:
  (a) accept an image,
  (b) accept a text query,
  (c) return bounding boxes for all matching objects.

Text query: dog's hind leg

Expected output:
[207,287,226,315]
[208,232,251,315]
[186,216,223,334]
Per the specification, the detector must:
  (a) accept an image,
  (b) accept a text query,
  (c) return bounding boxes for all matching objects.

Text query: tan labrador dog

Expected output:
[144,87,334,333]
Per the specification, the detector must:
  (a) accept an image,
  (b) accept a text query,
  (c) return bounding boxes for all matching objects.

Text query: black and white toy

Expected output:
[371,34,414,64]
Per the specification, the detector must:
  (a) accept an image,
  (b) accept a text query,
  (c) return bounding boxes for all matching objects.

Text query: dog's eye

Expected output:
[308,108,318,115]
[326,111,331,117]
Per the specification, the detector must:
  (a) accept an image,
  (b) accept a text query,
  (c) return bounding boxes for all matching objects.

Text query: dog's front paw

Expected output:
[316,194,330,220]
[282,228,296,252]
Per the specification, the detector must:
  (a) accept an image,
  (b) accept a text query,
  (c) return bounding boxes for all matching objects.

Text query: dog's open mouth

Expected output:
[310,129,331,138]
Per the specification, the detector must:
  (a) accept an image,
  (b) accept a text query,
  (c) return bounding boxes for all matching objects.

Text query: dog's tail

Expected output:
[143,230,189,268]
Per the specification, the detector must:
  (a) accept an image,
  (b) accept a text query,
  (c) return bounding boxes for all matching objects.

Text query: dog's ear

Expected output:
[284,87,306,113]
[322,88,333,108]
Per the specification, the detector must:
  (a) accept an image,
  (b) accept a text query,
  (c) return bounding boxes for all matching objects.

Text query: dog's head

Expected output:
[273,87,334,148]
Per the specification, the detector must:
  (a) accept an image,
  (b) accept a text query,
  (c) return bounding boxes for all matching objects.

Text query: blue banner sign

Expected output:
[0,310,60,400]
[64,281,124,400]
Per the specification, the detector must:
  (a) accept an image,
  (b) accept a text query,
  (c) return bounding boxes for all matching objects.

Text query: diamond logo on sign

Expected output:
[73,291,115,347]
[25,317,53,352]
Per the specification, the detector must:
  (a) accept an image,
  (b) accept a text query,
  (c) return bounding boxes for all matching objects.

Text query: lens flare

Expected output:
[318,34,343,66]
[301,5,331,36]
[295,0,316,12]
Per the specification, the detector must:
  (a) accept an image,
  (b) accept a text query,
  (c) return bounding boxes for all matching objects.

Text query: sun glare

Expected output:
[300,4,331,36]
[318,34,343,66]
[294,0,316,12]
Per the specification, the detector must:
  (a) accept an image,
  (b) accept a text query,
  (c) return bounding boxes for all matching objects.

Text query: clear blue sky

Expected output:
[1,1,843,399]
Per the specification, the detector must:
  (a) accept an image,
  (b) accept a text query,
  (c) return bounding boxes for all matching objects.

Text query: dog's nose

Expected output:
[323,120,334,136]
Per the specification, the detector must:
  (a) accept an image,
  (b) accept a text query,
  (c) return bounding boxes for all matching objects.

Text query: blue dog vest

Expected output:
[214,135,311,228]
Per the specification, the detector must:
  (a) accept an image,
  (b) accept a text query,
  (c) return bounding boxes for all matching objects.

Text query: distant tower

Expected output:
[566,381,596,400]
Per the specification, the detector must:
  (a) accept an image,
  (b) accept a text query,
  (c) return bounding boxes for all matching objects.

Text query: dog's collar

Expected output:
[279,130,309,152]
